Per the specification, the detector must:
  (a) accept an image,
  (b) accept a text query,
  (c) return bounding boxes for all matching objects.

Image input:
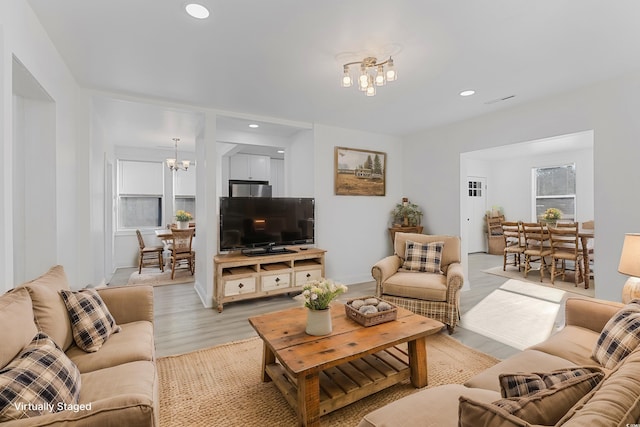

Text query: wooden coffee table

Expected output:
[248,304,443,426]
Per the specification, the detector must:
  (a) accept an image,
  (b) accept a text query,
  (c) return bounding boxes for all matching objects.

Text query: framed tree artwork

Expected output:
[334,146,386,196]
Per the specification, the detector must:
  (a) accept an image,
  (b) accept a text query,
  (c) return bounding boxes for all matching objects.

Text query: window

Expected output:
[533,164,576,220]
[175,196,195,219]
[117,160,164,229]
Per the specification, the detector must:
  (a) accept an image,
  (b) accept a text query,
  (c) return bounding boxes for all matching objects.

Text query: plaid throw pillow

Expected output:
[491,367,604,426]
[592,300,640,369]
[0,332,81,421]
[60,289,121,353]
[499,367,604,398]
[402,241,444,273]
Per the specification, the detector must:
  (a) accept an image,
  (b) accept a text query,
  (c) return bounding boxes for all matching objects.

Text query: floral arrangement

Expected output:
[542,208,562,221]
[175,210,193,222]
[301,279,348,311]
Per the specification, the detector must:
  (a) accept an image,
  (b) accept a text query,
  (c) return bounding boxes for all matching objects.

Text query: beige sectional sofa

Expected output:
[359,297,640,426]
[0,265,157,426]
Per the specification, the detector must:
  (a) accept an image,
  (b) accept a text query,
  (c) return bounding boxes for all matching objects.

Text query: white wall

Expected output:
[1,0,84,291]
[486,146,593,223]
[471,131,594,224]
[313,124,403,284]
[405,71,640,302]
[288,130,314,197]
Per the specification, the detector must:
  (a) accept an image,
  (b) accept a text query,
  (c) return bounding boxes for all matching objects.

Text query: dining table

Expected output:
[154,226,196,240]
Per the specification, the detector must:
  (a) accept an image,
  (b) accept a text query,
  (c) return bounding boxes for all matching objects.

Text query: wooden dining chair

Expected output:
[136,230,164,274]
[582,220,595,280]
[548,223,584,287]
[169,228,195,279]
[501,221,524,271]
[522,222,552,281]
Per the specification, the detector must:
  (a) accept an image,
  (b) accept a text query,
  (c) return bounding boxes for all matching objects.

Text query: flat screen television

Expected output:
[219,197,315,254]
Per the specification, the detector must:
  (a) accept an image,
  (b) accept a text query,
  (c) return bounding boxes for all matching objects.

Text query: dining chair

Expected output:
[522,222,552,281]
[548,223,584,287]
[501,221,524,271]
[485,215,505,255]
[169,228,195,279]
[136,230,165,274]
[582,220,595,280]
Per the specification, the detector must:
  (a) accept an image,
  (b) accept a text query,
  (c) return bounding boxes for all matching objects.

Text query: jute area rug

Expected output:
[483,264,595,298]
[127,267,194,287]
[460,279,564,351]
[158,333,499,427]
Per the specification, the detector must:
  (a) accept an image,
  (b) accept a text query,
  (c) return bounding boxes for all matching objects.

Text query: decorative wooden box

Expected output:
[344,296,398,327]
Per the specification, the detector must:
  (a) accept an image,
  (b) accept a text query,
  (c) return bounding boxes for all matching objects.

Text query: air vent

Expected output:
[485,95,516,105]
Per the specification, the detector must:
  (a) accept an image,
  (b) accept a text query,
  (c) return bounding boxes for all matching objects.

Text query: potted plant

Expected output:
[391,198,423,227]
[175,210,193,229]
[301,278,347,336]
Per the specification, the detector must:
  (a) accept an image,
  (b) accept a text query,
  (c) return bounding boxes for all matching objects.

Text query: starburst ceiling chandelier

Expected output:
[340,56,397,97]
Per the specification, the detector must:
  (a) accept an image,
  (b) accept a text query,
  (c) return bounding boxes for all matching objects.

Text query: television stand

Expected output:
[213,247,326,312]
[241,247,298,257]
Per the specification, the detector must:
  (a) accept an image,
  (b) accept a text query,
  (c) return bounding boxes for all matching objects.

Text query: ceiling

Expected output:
[26,0,640,147]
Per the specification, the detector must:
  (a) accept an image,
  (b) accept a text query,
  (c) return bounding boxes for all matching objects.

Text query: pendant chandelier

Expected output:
[341,56,397,97]
[166,138,190,171]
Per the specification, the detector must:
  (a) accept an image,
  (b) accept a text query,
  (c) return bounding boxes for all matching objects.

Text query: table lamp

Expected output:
[618,233,640,303]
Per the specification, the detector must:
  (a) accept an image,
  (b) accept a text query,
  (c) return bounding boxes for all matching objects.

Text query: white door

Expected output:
[466,177,487,253]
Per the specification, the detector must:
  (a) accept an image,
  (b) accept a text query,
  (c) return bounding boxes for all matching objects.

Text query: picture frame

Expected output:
[334,146,386,196]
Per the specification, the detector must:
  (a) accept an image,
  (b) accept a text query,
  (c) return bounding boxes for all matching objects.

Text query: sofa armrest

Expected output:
[97,285,154,325]
[372,256,402,296]
[444,262,464,301]
[565,297,623,333]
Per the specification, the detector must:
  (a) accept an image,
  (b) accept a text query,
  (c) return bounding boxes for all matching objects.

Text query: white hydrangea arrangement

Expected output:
[301,279,348,310]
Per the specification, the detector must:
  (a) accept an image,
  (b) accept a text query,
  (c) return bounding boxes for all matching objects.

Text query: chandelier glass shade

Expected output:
[166,138,190,171]
[341,56,397,96]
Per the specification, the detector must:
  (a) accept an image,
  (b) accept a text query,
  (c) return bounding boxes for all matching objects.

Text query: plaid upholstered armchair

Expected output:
[371,233,464,333]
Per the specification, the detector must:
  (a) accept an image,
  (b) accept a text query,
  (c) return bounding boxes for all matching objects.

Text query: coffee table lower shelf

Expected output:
[265,345,410,417]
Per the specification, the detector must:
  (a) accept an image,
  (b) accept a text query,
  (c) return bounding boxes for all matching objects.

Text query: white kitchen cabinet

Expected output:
[229,154,271,181]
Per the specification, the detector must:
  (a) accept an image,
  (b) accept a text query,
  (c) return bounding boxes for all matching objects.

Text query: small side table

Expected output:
[389,226,424,246]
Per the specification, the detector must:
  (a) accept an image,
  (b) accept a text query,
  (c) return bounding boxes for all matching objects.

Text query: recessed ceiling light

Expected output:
[248,124,259,128]
[185,3,210,19]
[460,90,476,97]
[277,150,285,154]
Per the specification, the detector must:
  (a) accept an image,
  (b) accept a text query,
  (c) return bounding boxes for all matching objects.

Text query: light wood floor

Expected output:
[110,253,534,359]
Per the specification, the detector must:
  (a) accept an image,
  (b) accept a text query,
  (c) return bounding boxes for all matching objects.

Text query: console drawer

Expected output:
[262,273,291,291]
[224,277,256,296]
[295,269,322,286]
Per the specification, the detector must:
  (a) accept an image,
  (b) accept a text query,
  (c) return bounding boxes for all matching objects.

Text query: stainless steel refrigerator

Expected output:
[229,180,272,197]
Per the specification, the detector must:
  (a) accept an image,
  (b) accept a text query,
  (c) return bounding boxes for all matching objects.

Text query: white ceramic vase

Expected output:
[177,220,189,229]
[305,307,332,336]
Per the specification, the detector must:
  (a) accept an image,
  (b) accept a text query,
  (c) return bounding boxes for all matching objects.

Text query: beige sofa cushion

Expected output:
[0,288,37,368]
[358,384,500,427]
[1,361,158,427]
[528,325,601,366]
[18,265,74,351]
[559,344,640,426]
[464,350,577,393]
[458,396,530,427]
[383,271,447,301]
[67,321,155,373]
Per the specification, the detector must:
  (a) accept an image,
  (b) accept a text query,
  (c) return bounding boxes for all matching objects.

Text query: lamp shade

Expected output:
[618,233,640,277]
